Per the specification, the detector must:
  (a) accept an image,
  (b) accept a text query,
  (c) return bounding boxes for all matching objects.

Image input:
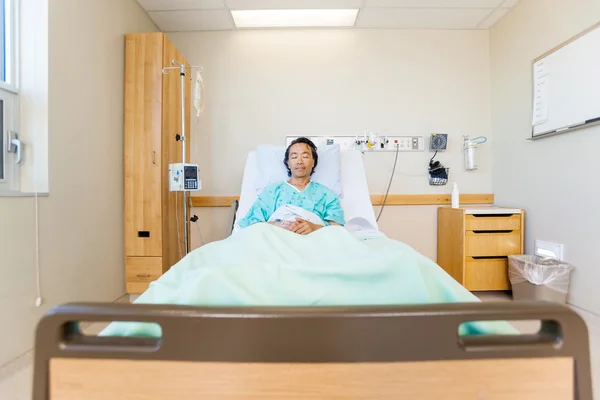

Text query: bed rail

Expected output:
[227,199,239,236]
[33,301,593,399]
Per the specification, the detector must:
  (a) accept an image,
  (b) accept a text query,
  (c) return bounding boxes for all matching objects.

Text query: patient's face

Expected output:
[287,143,314,179]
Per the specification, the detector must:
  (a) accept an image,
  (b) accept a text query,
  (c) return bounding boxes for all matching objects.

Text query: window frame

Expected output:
[0,0,20,194]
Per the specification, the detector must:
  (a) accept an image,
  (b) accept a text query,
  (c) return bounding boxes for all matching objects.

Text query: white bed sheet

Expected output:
[233,149,380,234]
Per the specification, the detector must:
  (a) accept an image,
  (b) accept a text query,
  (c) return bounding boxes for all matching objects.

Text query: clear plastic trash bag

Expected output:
[508,255,575,293]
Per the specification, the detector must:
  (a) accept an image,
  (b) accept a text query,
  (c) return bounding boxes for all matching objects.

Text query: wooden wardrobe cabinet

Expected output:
[124,32,191,294]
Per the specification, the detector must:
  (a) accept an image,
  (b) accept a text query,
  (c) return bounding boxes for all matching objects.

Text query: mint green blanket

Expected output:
[101,224,516,337]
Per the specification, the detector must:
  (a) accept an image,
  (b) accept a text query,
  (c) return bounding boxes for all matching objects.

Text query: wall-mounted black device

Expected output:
[430,133,448,151]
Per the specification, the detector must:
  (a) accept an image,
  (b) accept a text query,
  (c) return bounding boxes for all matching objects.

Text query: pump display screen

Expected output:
[184,166,198,180]
[184,165,199,190]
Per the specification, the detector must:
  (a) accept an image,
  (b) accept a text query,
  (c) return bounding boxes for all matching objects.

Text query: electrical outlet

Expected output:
[382,136,424,151]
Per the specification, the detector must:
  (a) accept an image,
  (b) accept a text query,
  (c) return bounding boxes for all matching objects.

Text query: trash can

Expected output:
[508,255,575,303]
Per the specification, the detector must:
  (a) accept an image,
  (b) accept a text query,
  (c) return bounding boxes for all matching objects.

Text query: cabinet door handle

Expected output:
[151,151,156,165]
[137,274,151,278]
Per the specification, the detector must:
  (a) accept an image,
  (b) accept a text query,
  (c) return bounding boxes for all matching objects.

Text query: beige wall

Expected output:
[490,0,600,315]
[0,0,157,367]
[168,29,493,260]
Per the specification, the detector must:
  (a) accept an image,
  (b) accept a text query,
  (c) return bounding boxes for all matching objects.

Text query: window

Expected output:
[0,0,19,193]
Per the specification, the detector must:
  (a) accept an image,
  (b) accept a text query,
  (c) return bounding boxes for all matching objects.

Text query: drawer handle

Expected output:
[472,214,515,218]
[471,256,508,260]
[137,274,151,278]
[472,230,514,234]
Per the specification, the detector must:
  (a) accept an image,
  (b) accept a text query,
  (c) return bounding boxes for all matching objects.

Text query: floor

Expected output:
[0,295,132,400]
[1,293,598,399]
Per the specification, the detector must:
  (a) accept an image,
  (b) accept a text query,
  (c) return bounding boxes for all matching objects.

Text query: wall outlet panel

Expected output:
[534,240,564,260]
[386,136,425,152]
[286,135,425,152]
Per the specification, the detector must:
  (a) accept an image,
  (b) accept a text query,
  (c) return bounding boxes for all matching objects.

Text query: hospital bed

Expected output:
[33,301,593,399]
[32,147,594,398]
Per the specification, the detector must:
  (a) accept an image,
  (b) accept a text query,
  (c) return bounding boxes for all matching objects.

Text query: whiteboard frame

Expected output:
[530,21,600,140]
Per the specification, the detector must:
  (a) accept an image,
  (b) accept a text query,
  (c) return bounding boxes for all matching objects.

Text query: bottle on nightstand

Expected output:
[451,182,460,208]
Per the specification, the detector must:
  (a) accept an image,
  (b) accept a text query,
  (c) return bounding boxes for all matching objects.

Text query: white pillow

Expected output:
[255,143,343,198]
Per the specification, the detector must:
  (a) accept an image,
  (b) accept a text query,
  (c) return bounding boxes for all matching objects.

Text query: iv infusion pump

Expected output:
[169,163,201,192]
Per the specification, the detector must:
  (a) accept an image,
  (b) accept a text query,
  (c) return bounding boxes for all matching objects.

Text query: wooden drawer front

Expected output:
[465,231,521,257]
[126,257,162,294]
[465,214,521,231]
[464,257,510,291]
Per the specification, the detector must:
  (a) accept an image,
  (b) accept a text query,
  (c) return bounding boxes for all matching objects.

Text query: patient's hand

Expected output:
[290,218,323,235]
[268,220,294,230]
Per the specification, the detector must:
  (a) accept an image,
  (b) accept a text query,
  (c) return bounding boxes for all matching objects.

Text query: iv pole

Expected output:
[162,59,203,255]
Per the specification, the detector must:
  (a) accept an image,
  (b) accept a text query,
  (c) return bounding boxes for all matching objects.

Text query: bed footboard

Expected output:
[33,301,593,399]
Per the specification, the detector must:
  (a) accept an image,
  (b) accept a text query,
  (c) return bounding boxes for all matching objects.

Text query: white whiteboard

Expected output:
[532,23,600,137]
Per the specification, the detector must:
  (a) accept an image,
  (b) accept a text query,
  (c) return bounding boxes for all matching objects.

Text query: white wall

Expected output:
[490,0,600,315]
[168,29,493,259]
[0,0,157,367]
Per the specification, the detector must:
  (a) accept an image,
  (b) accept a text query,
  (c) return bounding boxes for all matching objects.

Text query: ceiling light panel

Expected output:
[226,0,363,9]
[231,9,359,28]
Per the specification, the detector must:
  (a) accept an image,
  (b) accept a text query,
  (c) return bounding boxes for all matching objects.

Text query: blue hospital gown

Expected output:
[238,181,345,228]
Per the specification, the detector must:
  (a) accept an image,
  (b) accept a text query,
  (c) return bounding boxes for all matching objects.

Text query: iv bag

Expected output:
[193,69,204,119]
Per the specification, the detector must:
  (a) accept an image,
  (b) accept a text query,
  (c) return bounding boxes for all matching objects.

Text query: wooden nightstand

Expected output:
[437,207,525,291]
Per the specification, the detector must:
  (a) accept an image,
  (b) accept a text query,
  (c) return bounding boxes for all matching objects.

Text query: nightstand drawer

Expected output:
[126,257,162,294]
[465,214,521,231]
[465,231,521,257]
[464,257,510,291]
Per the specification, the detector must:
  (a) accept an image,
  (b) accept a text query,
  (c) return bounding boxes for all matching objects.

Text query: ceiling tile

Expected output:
[137,0,225,11]
[149,9,233,31]
[225,0,363,9]
[364,0,503,8]
[356,7,492,29]
[477,7,508,28]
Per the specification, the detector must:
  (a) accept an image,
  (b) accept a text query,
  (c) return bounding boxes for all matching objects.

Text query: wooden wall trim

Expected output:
[190,196,240,207]
[190,194,494,207]
[370,194,494,206]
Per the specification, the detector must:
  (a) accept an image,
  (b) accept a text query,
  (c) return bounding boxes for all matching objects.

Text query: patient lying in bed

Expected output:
[237,137,345,235]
